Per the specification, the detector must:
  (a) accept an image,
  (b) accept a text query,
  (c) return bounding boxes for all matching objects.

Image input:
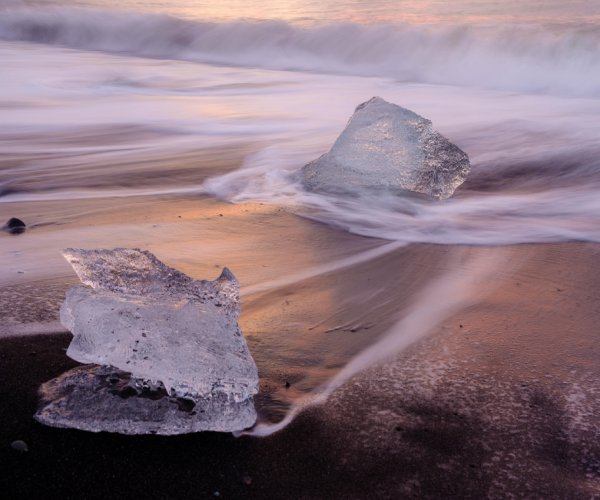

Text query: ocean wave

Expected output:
[1,6,600,96]
[201,146,600,246]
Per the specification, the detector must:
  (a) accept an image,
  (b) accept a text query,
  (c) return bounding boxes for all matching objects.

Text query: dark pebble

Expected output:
[5,217,26,235]
[10,440,28,452]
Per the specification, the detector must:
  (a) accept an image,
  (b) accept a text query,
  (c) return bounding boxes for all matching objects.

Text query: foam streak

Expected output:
[244,250,509,437]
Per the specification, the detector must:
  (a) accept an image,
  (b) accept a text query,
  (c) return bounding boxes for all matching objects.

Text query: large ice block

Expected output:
[35,248,259,434]
[302,97,470,200]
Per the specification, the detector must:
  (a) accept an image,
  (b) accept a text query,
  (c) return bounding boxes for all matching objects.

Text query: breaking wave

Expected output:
[1,6,600,96]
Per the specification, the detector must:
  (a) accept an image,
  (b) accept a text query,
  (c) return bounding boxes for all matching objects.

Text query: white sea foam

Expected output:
[245,249,510,437]
[1,6,600,97]
[202,144,600,246]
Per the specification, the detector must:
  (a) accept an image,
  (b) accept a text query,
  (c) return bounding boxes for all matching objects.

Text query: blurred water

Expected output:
[1,0,599,245]
[1,5,600,97]
[14,0,600,24]
[2,35,600,246]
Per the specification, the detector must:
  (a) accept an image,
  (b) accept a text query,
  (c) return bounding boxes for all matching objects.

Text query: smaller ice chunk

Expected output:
[35,248,258,434]
[302,97,470,200]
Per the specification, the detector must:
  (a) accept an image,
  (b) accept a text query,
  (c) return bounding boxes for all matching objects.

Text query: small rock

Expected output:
[11,440,28,452]
[5,218,26,235]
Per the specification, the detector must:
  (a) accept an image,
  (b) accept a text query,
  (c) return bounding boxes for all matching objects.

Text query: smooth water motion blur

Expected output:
[2,1,600,251]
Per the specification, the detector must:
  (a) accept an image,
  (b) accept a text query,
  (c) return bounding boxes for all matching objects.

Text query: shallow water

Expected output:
[2,38,600,246]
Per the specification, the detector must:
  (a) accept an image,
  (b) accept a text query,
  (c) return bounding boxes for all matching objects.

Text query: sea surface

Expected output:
[2,0,600,431]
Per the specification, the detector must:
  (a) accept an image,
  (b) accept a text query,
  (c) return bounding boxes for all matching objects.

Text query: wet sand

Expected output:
[2,184,600,497]
[1,191,447,413]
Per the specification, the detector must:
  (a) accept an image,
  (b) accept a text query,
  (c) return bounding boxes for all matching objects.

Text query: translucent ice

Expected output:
[302,97,470,200]
[35,365,257,435]
[35,248,258,434]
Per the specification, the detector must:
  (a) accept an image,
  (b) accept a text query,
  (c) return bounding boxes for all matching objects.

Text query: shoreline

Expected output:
[2,186,600,497]
[0,218,600,498]
[2,241,600,498]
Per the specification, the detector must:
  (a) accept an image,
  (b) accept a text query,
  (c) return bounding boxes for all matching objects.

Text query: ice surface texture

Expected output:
[35,365,257,435]
[302,97,470,200]
[35,248,259,434]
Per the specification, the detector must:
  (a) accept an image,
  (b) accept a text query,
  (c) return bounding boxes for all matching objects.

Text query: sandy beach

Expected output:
[2,185,600,498]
